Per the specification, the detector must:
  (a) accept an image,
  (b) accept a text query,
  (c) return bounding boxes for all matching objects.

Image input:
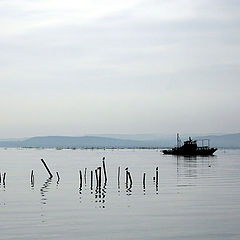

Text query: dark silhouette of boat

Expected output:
[163,134,217,156]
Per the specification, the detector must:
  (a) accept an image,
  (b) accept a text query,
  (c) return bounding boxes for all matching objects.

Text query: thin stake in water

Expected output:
[84,168,87,185]
[41,159,53,178]
[90,170,93,190]
[118,166,120,189]
[127,171,133,189]
[31,170,34,187]
[3,173,6,186]
[56,172,60,184]
[95,169,99,187]
[125,167,128,187]
[156,167,159,186]
[143,173,146,190]
[79,170,82,190]
[98,167,102,189]
[102,157,107,183]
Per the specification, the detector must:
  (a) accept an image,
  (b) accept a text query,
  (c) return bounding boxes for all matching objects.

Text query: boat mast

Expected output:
[177,133,182,148]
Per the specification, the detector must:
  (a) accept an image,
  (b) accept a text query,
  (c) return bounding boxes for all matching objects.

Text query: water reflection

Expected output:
[126,186,132,196]
[152,176,159,194]
[40,178,53,223]
[175,155,216,186]
[175,155,216,161]
[40,178,53,205]
[143,181,146,195]
[30,177,34,189]
[125,180,133,192]
[74,155,218,207]
[0,183,6,191]
[94,183,106,208]
[79,181,107,208]
[0,176,6,205]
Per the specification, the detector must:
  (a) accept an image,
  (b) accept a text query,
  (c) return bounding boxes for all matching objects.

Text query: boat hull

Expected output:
[163,148,217,156]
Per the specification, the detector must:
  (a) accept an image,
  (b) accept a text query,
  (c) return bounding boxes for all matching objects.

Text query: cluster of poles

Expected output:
[79,157,108,191]
[30,159,60,187]
[2,158,159,191]
[78,158,141,192]
[77,157,159,191]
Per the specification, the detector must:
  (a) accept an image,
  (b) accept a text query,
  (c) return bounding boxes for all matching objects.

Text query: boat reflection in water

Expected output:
[175,154,217,182]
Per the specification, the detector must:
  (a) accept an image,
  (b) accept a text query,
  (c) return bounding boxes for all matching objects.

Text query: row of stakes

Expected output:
[3,158,159,190]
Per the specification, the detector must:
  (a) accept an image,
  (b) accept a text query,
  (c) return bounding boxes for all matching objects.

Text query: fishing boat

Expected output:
[163,134,217,156]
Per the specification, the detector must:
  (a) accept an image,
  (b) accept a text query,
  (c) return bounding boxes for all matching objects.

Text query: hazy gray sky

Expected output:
[0,0,240,138]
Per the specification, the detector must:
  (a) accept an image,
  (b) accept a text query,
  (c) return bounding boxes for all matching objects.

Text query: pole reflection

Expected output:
[40,178,53,205]
[94,182,106,208]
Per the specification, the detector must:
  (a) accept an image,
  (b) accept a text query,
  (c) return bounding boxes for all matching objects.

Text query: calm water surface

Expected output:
[0,148,240,240]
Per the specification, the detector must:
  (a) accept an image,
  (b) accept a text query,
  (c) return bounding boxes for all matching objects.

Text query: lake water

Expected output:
[0,148,240,240]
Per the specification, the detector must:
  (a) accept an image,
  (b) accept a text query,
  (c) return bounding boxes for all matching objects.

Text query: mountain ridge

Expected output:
[0,136,146,148]
[0,133,239,148]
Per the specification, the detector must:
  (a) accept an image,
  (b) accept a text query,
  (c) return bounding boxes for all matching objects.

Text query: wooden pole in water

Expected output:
[31,170,34,181]
[31,170,34,186]
[95,169,99,187]
[128,171,132,187]
[143,173,146,189]
[0,172,2,184]
[102,157,107,183]
[156,167,159,186]
[56,172,60,183]
[3,173,6,185]
[118,166,120,188]
[125,168,128,187]
[79,170,82,189]
[98,167,101,189]
[84,168,87,185]
[41,159,53,178]
[90,170,93,190]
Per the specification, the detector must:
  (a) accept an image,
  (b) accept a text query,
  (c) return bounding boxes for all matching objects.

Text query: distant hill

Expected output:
[90,133,240,149]
[0,133,239,149]
[199,133,240,149]
[0,136,146,148]
[143,133,240,149]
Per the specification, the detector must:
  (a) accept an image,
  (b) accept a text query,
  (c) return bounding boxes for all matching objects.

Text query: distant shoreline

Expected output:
[0,133,240,149]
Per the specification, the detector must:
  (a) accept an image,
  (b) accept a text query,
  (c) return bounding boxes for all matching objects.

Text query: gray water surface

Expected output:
[0,149,239,240]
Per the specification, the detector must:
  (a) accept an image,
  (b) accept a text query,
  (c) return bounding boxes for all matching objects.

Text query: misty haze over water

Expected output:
[0,133,240,149]
[1,0,240,239]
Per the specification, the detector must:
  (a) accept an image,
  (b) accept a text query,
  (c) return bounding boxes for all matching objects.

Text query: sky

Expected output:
[0,0,240,138]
